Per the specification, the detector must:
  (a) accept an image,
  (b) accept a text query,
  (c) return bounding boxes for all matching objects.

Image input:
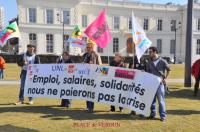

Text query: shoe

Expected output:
[86,109,93,113]
[109,109,115,112]
[139,114,145,118]
[148,115,156,120]
[28,100,34,105]
[14,101,24,105]
[119,107,123,112]
[60,105,70,108]
[129,111,136,116]
[165,87,170,94]
[66,105,70,109]
[161,118,166,122]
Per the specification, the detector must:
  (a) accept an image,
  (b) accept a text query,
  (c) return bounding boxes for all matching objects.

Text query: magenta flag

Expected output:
[84,10,112,48]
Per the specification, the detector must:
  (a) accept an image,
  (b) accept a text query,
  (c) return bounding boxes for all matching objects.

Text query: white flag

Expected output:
[132,11,152,62]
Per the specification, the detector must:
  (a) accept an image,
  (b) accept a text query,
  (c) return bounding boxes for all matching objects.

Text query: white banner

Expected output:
[24,64,161,116]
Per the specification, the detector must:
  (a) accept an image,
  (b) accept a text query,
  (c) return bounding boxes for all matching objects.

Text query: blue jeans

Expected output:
[150,84,166,119]
[19,70,33,101]
[0,69,4,79]
[86,101,94,111]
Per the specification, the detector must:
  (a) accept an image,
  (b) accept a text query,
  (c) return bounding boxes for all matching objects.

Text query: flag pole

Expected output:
[132,11,135,69]
[107,0,110,65]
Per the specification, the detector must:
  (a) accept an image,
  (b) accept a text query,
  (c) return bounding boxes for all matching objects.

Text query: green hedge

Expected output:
[0,54,135,64]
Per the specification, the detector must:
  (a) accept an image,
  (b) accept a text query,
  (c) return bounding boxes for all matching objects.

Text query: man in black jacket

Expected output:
[129,56,147,116]
[15,44,40,105]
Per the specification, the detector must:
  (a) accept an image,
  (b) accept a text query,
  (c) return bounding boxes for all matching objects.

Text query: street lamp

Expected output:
[56,13,65,52]
[171,21,181,64]
[184,0,193,87]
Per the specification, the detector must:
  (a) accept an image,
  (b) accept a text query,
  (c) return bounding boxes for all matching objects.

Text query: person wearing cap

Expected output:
[109,53,125,112]
[82,43,102,112]
[15,44,40,105]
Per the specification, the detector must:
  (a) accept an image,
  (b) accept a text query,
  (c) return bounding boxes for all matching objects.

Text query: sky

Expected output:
[0,0,188,26]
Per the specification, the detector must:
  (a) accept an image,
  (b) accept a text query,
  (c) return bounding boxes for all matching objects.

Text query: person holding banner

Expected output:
[129,56,147,116]
[146,47,170,122]
[82,43,102,112]
[110,53,124,112]
[56,51,73,107]
[129,56,147,70]
[15,44,40,105]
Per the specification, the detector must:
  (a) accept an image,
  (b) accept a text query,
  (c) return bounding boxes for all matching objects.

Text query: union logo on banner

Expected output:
[115,69,136,80]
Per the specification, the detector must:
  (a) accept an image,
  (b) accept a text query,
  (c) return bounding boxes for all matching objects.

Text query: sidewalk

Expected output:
[0,80,20,85]
[166,79,184,83]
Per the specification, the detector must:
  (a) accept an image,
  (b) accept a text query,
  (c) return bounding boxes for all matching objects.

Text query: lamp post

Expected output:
[56,13,65,52]
[171,21,181,64]
[184,0,193,87]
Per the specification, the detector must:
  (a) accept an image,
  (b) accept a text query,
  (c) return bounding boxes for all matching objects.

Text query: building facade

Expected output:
[0,7,4,30]
[17,0,200,63]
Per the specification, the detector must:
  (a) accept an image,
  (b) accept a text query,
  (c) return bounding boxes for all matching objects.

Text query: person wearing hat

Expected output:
[15,44,40,105]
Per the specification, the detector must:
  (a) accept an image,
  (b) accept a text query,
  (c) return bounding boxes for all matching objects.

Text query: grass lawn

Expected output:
[3,63,21,80]
[2,64,184,81]
[168,64,184,79]
[0,84,200,132]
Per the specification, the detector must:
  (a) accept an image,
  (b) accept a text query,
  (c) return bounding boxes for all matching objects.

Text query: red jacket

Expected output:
[0,56,6,69]
[192,59,200,79]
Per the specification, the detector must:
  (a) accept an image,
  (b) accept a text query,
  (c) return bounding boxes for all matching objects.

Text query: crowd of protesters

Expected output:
[0,42,199,122]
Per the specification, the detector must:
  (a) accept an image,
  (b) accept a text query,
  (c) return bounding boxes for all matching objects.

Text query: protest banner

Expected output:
[24,64,161,116]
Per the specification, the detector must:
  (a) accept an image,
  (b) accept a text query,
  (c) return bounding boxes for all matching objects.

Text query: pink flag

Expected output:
[84,10,112,48]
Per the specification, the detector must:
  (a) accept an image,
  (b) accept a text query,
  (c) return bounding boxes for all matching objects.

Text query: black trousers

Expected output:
[194,71,200,94]
[61,99,71,107]
[110,105,123,112]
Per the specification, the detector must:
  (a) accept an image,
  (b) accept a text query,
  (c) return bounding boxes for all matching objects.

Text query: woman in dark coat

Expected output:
[57,51,73,107]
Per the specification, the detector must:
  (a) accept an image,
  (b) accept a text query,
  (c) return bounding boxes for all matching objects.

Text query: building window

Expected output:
[171,20,176,31]
[114,16,120,29]
[128,17,132,30]
[198,19,200,31]
[64,35,69,52]
[197,39,200,54]
[170,39,175,54]
[63,11,70,25]
[46,34,54,53]
[46,9,53,24]
[127,38,133,53]
[97,47,103,53]
[143,18,149,30]
[113,38,119,53]
[29,33,37,47]
[29,8,36,23]
[157,19,162,31]
[82,15,87,27]
[157,39,162,53]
